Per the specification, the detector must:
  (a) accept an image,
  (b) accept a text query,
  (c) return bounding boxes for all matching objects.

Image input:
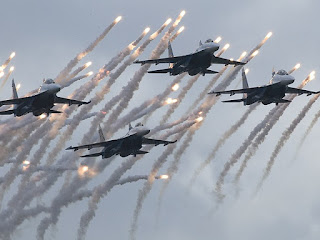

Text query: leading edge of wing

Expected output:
[208,86,261,96]
[212,56,246,66]
[134,55,190,65]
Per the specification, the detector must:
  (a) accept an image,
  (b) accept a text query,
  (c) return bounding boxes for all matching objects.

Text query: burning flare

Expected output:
[16,83,21,90]
[78,165,89,177]
[38,113,47,120]
[165,98,178,105]
[159,175,169,179]
[86,71,93,76]
[177,26,185,34]
[171,83,179,91]
[294,63,301,70]
[196,116,204,122]
[9,66,14,72]
[10,52,16,59]
[265,32,273,39]
[180,10,186,17]
[114,16,122,23]
[144,27,151,34]
[165,18,172,26]
[223,43,230,50]
[214,36,222,43]
[251,50,259,57]
[85,61,92,68]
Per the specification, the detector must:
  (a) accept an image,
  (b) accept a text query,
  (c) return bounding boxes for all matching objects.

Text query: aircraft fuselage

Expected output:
[171,42,219,76]
[102,126,150,158]
[14,81,61,116]
[245,85,287,105]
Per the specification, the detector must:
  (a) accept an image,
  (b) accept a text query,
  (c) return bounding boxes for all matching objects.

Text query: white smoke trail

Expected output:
[0,205,48,239]
[36,119,191,240]
[100,16,184,140]
[160,74,200,124]
[0,66,14,90]
[43,24,163,167]
[189,103,259,189]
[129,130,187,240]
[292,102,320,161]
[0,52,15,71]
[54,16,121,84]
[107,73,187,135]
[5,23,168,234]
[139,34,270,223]
[234,74,315,186]
[256,93,320,192]
[60,71,93,88]
[59,61,92,86]
[77,16,182,151]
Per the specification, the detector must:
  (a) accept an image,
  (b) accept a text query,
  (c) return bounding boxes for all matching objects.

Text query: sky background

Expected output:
[1,0,320,239]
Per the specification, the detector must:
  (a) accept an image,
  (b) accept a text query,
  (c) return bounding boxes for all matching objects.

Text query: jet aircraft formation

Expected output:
[0,35,318,159]
[1,11,320,240]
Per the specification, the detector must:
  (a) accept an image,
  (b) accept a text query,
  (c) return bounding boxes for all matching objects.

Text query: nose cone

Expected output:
[286,75,295,84]
[53,84,61,92]
[136,128,150,136]
[210,43,220,52]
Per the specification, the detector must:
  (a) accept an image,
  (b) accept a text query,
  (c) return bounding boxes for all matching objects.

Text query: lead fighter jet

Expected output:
[209,68,318,105]
[134,39,245,76]
[66,123,177,158]
[0,79,90,117]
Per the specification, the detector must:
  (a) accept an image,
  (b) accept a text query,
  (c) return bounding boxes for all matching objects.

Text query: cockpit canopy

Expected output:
[135,123,144,127]
[205,39,214,43]
[44,78,55,84]
[276,70,288,76]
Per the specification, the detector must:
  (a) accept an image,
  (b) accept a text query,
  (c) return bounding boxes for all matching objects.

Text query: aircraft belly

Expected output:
[33,94,55,110]
[119,136,143,157]
[264,86,286,100]
[189,53,211,69]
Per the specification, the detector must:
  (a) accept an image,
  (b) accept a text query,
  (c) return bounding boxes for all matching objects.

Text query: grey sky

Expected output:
[1,0,320,239]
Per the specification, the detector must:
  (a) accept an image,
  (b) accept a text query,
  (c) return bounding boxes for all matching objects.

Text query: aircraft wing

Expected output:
[66,139,121,151]
[54,96,91,106]
[142,137,177,146]
[0,91,47,106]
[212,56,245,66]
[208,86,262,96]
[286,87,318,96]
[134,54,192,65]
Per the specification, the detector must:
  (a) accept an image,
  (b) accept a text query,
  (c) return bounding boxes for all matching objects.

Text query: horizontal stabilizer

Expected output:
[135,150,149,155]
[276,99,291,103]
[148,68,172,74]
[204,69,219,74]
[49,110,62,114]
[222,98,246,103]
[0,109,14,115]
[81,152,103,158]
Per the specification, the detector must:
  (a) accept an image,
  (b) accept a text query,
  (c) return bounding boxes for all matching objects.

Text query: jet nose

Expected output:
[287,75,295,84]
[54,84,61,92]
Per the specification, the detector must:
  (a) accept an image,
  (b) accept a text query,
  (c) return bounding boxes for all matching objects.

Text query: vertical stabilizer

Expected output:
[168,41,174,69]
[241,69,249,105]
[98,124,105,142]
[129,123,133,131]
[12,79,18,110]
[199,40,203,46]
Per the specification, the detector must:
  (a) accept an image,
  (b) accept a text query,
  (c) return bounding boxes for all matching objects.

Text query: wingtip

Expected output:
[66,146,73,150]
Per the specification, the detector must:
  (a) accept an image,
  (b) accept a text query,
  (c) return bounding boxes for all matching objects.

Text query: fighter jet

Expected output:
[134,39,245,76]
[0,79,90,117]
[209,68,318,105]
[66,123,177,158]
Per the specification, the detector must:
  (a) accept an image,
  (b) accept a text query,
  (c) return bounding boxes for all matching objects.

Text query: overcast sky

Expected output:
[1,0,320,239]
